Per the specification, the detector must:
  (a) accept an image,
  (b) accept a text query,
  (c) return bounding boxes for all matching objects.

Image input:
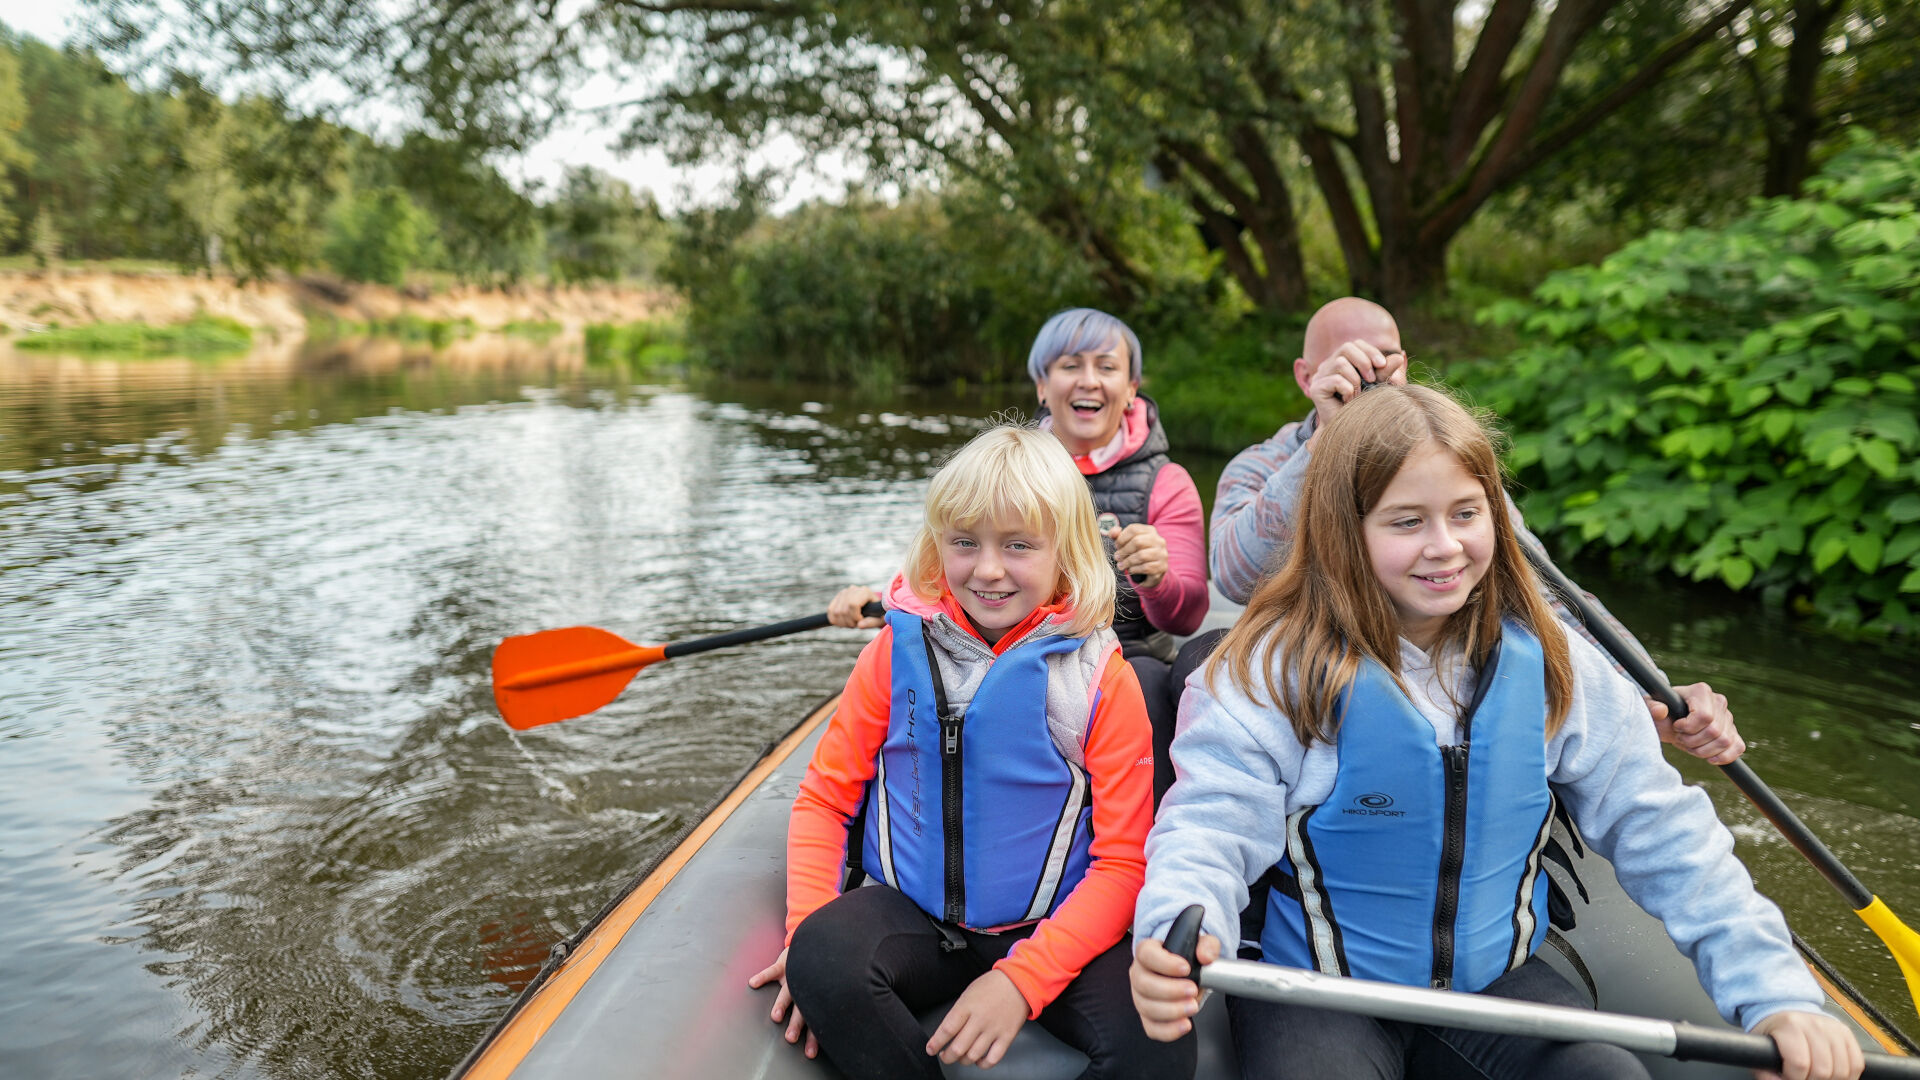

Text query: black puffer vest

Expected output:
[1039,396,1173,660]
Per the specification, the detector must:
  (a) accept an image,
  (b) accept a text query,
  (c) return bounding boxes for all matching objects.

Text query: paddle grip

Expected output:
[1670,1023,1782,1069]
[1675,1022,1920,1078]
[1165,905,1206,989]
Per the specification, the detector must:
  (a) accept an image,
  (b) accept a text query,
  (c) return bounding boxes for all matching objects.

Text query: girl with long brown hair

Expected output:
[1128,385,1859,1080]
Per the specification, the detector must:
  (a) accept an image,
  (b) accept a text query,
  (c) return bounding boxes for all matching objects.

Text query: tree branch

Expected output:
[1447,0,1534,169]
[1422,0,1750,245]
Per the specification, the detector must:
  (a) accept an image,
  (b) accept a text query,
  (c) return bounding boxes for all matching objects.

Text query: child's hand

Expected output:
[827,585,883,629]
[1130,933,1218,1041]
[747,948,819,1059]
[1750,1009,1863,1080]
[1109,523,1169,589]
[924,968,1028,1068]
[1646,682,1745,764]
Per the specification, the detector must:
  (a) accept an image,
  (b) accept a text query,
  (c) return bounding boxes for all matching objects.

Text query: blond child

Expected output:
[754,425,1191,1079]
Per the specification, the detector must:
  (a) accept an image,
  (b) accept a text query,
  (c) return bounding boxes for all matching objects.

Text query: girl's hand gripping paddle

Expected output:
[1159,905,1920,1076]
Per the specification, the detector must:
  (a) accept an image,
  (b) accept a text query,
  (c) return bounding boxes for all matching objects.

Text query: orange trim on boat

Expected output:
[1804,959,1911,1056]
[461,696,842,1080]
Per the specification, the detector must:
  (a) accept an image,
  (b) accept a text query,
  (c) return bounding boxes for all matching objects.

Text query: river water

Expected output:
[1,337,1915,1078]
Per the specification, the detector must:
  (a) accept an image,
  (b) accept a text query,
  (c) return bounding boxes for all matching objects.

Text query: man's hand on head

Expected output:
[1305,341,1409,434]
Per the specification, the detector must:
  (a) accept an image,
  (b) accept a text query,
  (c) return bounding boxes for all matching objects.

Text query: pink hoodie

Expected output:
[1040,398,1209,637]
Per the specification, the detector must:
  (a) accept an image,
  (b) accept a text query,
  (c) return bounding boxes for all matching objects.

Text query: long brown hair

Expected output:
[1207,384,1572,745]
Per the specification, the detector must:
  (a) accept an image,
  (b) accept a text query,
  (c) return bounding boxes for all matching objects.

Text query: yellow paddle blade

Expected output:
[1856,897,1920,1019]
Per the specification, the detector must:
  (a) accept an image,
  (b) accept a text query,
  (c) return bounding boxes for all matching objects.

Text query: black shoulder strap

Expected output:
[842,788,870,893]
[921,629,955,722]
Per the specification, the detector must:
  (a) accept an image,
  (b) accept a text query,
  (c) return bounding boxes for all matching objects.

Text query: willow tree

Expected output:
[88,0,1756,307]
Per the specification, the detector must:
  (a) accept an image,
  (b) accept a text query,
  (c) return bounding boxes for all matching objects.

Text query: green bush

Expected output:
[499,319,562,342]
[664,190,1109,388]
[1150,317,1311,455]
[323,187,433,286]
[304,312,474,346]
[584,319,688,371]
[15,315,253,355]
[1455,134,1920,634]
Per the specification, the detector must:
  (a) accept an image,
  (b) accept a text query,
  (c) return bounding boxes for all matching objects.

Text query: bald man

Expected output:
[1197,297,1745,765]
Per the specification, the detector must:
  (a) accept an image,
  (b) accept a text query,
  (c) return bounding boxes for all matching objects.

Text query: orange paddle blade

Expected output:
[492,627,668,730]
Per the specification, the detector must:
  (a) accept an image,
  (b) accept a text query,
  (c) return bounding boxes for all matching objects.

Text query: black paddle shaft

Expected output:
[1518,544,1876,911]
[661,602,886,660]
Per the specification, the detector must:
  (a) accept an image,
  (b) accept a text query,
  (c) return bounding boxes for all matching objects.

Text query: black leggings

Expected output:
[786,885,1196,1080]
[1228,954,1650,1080]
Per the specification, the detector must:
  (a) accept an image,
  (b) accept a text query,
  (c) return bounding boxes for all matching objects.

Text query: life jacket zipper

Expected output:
[941,708,965,924]
[920,629,967,927]
[1432,741,1469,989]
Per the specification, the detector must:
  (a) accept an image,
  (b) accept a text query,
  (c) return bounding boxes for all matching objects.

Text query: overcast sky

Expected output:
[8,0,855,212]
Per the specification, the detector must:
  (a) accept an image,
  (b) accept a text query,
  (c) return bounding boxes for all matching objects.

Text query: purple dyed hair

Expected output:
[1026,308,1143,384]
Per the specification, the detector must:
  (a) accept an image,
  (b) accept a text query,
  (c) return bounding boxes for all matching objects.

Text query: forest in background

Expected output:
[0,24,668,287]
[8,1,1920,631]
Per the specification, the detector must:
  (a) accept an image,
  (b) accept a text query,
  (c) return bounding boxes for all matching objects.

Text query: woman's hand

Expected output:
[925,968,1028,1068]
[1109,523,1169,590]
[826,585,884,629]
[1750,1009,1863,1080]
[1647,682,1745,764]
[1130,933,1218,1041]
[747,948,819,1059]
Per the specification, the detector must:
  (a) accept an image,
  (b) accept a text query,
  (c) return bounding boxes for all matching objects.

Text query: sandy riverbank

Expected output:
[0,270,674,340]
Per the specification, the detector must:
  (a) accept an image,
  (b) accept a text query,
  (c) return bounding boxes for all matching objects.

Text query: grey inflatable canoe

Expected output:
[455,587,1916,1079]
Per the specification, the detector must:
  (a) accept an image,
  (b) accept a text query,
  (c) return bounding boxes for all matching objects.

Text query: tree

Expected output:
[323,187,430,286]
[169,81,240,273]
[85,0,1779,308]
[393,133,542,284]
[544,166,666,284]
[0,35,33,244]
[1735,0,1920,197]
[223,98,350,279]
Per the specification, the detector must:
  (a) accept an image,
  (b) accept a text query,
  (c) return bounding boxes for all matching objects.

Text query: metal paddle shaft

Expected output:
[1516,544,1876,909]
[1163,907,1920,1076]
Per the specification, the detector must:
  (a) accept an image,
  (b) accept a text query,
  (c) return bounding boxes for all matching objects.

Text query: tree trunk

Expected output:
[1377,236,1450,308]
[1762,0,1841,197]
[1157,140,1309,313]
[1289,0,1744,306]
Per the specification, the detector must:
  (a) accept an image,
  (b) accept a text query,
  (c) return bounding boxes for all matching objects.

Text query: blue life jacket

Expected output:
[861,610,1096,929]
[1261,622,1558,992]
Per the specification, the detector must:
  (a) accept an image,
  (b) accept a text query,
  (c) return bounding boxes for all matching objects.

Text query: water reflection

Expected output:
[1585,569,1920,1014]
[0,338,1914,1079]
[0,337,1030,1078]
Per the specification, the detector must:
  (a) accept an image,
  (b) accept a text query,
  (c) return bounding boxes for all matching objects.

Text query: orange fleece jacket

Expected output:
[783,599,1155,1018]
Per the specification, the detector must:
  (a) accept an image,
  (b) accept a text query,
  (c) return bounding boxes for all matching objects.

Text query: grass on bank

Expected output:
[306,312,478,347]
[499,319,563,342]
[12,315,254,356]
[585,318,688,371]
